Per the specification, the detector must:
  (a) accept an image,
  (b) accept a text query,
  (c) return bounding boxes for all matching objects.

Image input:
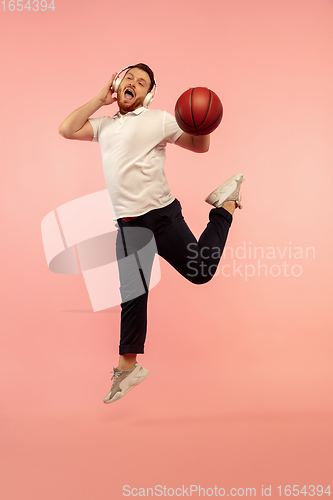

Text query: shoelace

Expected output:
[109,368,122,387]
[109,363,136,380]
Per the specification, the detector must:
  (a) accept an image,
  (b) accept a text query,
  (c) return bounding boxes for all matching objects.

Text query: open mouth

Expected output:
[124,88,135,102]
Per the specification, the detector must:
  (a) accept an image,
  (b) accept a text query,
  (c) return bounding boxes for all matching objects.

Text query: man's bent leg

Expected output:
[153,199,233,284]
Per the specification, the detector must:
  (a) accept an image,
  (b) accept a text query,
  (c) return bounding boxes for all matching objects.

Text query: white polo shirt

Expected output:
[88,107,183,220]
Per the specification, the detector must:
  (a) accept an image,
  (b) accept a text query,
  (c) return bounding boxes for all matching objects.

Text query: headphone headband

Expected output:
[112,65,157,107]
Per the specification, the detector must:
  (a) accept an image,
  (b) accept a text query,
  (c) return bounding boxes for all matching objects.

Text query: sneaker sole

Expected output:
[205,173,245,207]
[103,366,149,404]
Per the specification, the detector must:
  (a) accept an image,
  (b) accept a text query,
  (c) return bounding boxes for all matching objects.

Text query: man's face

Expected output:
[117,67,152,114]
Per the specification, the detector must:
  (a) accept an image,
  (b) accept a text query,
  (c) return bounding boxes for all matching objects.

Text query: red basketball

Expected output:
[175,87,223,136]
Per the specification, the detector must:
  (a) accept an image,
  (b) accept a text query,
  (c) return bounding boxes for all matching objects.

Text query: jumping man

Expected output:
[58,63,245,404]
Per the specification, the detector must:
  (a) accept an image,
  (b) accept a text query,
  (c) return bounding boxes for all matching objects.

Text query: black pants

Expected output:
[116,198,232,355]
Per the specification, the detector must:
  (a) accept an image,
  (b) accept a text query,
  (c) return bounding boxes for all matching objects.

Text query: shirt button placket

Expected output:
[116,115,125,131]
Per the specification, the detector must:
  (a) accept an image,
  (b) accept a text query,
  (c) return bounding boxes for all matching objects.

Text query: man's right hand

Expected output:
[96,73,118,105]
[59,73,119,141]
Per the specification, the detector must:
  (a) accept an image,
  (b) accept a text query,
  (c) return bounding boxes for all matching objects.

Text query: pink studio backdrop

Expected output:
[1,0,333,499]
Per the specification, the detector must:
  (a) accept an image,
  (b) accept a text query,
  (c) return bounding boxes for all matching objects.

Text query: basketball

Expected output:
[175,87,223,136]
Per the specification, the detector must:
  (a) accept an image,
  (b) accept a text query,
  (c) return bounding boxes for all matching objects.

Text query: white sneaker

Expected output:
[205,173,245,209]
[103,362,149,404]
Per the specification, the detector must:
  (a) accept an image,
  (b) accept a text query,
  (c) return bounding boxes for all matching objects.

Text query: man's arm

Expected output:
[58,74,117,141]
[175,132,210,153]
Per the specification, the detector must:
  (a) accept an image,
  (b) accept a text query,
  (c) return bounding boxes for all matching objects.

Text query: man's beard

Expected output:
[117,89,143,114]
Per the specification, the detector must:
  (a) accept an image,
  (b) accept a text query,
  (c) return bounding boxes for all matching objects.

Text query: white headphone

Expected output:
[112,65,157,107]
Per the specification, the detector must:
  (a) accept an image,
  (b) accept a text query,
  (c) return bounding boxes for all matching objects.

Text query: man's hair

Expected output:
[126,63,155,93]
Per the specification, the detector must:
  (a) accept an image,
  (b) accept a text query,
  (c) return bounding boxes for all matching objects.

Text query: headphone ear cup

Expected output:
[112,78,122,93]
[143,92,153,107]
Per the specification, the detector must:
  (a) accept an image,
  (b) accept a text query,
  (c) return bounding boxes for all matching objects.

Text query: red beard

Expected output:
[117,88,144,114]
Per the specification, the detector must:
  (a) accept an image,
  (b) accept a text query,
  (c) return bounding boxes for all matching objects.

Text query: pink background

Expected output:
[1,0,333,498]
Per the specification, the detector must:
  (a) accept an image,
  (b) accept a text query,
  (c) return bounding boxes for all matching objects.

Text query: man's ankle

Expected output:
[118,363,136,372]
[118,354,137,371]
[222,200,236,215]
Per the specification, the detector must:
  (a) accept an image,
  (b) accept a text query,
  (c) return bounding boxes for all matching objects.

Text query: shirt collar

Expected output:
[114,106,146,119]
